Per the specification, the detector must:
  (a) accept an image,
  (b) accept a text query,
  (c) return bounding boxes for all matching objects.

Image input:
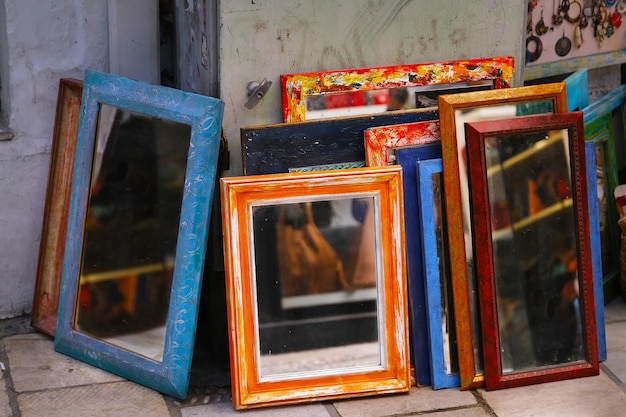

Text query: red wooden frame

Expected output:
[465,112,599,390]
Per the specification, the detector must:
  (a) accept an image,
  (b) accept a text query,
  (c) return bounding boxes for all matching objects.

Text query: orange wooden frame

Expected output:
[437,83,569,389]
[32,78,83,336]
[220,166,409,409]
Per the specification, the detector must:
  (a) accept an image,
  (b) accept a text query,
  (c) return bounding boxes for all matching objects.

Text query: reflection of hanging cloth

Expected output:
[350,201,377,288]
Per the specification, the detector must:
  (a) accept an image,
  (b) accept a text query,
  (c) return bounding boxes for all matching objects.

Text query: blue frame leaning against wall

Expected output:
[394,143,442,387]
[54,69,224,399]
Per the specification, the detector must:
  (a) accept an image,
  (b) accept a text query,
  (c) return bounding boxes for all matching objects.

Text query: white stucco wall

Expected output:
[0,0,528,318]
[0,0,108,318]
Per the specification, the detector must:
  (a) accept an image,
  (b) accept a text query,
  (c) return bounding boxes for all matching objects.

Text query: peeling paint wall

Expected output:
[0,0,108,318]
[219,0,527,175]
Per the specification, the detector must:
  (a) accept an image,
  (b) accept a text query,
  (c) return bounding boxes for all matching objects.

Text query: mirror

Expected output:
[466,111,599,390]
[437,83,569,389]
[75,104,191,361]
[417,158,460,389]
[280,56,514,122]
[254,197,380,379]
[305,81,493,120]
[54,69,224,399]
[221,166,409,409]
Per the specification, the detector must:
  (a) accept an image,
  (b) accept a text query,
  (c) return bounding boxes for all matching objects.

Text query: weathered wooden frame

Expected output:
[220,166,409,409]
[281,56,514,123]
[438,82,568,389]
[32,78,83,336]
[54,69,224,399]
[465,112,599,390]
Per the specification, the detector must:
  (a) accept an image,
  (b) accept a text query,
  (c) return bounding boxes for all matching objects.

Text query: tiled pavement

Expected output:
[2,298,626,417]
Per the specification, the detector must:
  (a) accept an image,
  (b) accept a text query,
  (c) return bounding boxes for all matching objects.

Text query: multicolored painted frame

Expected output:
[281,56,514,122]
[364,120,440,167]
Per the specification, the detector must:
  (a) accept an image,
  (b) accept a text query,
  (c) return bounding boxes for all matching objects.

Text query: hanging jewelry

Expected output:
[526,35,544,62]
[555,31,573,56]
[536,9,551,34]
[575,24,584,47]
[553,0,565,25]
[565,0,583,22]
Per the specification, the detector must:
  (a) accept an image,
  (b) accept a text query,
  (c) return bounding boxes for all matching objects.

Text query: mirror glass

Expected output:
[484,128,584,373]
[305,81,493,120]
[430,171,459,375]
[252,197,381,380]
[74,104,191,362]
[453,99,555,372]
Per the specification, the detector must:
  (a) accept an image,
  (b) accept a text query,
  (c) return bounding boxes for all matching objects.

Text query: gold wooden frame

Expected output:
[220,166,409,409]
[438,83,568,389]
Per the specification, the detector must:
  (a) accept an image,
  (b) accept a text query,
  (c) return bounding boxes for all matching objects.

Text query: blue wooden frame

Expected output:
[564,69,589,112]
[416,158,460,390]
[394,143,442,386]
[54,69,224,399]
[585,129,610,363]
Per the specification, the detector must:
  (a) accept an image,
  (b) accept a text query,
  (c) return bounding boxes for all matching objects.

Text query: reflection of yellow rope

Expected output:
[80,263,166,284]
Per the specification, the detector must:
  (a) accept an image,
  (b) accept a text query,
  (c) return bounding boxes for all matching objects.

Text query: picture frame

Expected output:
[465,112,599,390]
[241,109,438,175]
[54,69,224,399]
[416,158,460,390]
[583,87,626,301]
[584,140,607,363]
[437,82,569,389]
[220,166,410,409]
[31,78,83,336]
[389,144,442,387]
[280,56,514,122]
[364,120,440,167]
[564,69,589,112]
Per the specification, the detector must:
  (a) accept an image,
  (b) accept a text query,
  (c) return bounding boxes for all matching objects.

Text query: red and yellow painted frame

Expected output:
[364,120,440,167]
[465,112,599,390]
[31,78,83,336]
[438,83,568,389]
[280,56,514,123]
[221,166,409,409]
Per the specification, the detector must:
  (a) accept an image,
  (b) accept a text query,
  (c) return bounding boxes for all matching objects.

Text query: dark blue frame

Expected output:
[394,143,442,386]
[54,69,224,399]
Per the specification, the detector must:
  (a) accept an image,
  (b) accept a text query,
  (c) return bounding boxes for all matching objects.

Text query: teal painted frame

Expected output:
[585,140,607,363]
[564,69,589,112]
[583,87,626,306]
[417,158,460,389]
[54,69,224,399]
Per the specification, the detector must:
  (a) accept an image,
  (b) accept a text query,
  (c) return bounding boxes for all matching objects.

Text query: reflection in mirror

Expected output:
[305,81,493,120]
[484,129,584,373]
[75,104,191,362]
[252,197,381,380]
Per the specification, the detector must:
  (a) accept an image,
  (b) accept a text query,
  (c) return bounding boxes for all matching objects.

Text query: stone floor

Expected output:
[2,297,626,417]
